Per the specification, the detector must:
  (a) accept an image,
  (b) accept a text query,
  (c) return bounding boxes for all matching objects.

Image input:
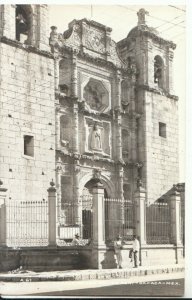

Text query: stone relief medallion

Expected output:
[84,25,105,53]
[83,78,109,112]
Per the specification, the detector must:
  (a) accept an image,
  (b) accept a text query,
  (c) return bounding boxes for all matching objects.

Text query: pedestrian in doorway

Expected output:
[72,233,81,246]
[132,235,140,268]
[114,235,123,269]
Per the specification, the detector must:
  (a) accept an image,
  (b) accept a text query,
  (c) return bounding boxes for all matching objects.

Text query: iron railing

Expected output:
[146,202,171,244]
[6,200,48,247]
[57,195,93,245]
[104,198,134,243]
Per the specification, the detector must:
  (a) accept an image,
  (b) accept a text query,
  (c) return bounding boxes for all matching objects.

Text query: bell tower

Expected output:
[0,4,55,202]
[0,4,50,51]
[118,8,179,204]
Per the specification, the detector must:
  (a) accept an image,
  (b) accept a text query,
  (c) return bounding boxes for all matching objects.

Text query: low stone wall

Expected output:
[0,246,92,272]
[140,244,184,266]
[0,244,184,272]
[0,248,20,272]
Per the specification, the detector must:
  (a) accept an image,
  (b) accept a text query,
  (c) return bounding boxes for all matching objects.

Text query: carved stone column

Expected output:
[115,109,122,161]
[130,112,138,162]
[55,106,60,150]
[118,165,124,224]
[56,158,62,222]
[116,69,121,108]
[54,54,60,92]
[118,165,124,199]
[72,103,79,154]
[71,50,78,97]
[73,158,81,226]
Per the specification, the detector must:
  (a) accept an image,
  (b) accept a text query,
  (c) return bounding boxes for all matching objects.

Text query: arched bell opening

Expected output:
[15,5,32,43]
[154,55,164,89]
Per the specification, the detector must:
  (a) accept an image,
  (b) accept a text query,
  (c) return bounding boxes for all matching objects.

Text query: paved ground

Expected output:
[0,272,184,297]
[32,278,184,297]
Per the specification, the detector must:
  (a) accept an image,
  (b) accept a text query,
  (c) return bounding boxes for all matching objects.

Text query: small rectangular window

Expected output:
[24,135,34,157]
[159,122,166,138]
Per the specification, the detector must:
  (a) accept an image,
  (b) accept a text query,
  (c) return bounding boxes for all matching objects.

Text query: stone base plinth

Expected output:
[140,244,184,266]
[91,247,107,269]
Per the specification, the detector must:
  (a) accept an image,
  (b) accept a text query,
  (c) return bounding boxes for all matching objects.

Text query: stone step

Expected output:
[0,264,184,282]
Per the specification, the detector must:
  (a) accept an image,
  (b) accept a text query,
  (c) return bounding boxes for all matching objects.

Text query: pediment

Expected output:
[59,19,124,68]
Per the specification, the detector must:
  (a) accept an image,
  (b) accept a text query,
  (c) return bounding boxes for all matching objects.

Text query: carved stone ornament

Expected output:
[137,178,143,188]
[84,24,105,53]
[137,8,149,26]
[93,169,102,180]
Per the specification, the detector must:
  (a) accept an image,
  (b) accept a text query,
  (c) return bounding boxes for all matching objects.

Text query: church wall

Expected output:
[139,90,179,204]
[0,41,55,201]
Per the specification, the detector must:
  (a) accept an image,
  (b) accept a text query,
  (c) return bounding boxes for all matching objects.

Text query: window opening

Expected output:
[24,135,34,157]
[159,122,166,138]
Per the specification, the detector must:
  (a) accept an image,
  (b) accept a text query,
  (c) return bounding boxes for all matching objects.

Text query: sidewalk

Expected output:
[0,272,184,296]
[0,264,184,282]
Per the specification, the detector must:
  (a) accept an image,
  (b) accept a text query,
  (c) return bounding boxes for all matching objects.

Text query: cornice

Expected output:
[141,30,176,50]
[0,37,54,59]
[136,84,178,100]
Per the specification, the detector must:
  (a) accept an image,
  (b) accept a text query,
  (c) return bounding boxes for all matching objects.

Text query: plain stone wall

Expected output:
[141,245,184,266]
[138,91,179,204]
[0,42,55,202]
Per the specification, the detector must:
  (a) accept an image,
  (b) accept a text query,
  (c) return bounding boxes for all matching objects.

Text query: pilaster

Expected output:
[0,180,8,247]
[72,103,79,154]
[71,50,78,97]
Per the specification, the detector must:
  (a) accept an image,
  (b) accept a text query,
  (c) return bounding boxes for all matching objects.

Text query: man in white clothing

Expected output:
[114,235,123,269]
[132,235,140,268]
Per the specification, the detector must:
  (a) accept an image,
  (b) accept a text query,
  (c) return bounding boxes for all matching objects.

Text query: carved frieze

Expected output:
[83,23,105,54]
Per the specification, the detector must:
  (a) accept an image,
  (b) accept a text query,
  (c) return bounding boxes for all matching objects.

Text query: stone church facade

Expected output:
[0,5,179,234]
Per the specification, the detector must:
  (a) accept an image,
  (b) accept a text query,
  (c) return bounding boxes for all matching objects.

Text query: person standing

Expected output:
[132,235,140,268]
[72,233,81,246]
[114,235,123,269]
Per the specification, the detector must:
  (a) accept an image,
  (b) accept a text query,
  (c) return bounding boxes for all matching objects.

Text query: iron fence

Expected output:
[6,200,48,247]
[57,195,93,245]
[146,202,171,244]
[104,198,134,243]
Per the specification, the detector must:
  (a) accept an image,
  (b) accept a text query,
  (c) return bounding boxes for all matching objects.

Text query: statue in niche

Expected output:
[90,123,102,151]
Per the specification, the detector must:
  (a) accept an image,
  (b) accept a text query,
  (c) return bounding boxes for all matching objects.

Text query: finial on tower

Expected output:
[137,8,149,26]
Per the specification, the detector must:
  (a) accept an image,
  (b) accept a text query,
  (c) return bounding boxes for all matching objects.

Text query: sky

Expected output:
[49,4,186,181]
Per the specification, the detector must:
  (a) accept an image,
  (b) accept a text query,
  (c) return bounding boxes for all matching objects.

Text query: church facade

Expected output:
[0,5,179,241]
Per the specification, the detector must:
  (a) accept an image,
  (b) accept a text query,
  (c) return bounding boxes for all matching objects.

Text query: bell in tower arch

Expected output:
[16,5,29,41]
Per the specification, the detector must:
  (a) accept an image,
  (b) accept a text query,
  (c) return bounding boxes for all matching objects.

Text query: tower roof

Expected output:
[126,8,176,50]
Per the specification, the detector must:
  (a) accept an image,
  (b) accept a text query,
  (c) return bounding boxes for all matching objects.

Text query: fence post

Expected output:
[134,186,147,245]
[0,180,7,247]
[91,180,106,269]
[169,189,184,264]
[169,190,182,246]
[47,180,57,247]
